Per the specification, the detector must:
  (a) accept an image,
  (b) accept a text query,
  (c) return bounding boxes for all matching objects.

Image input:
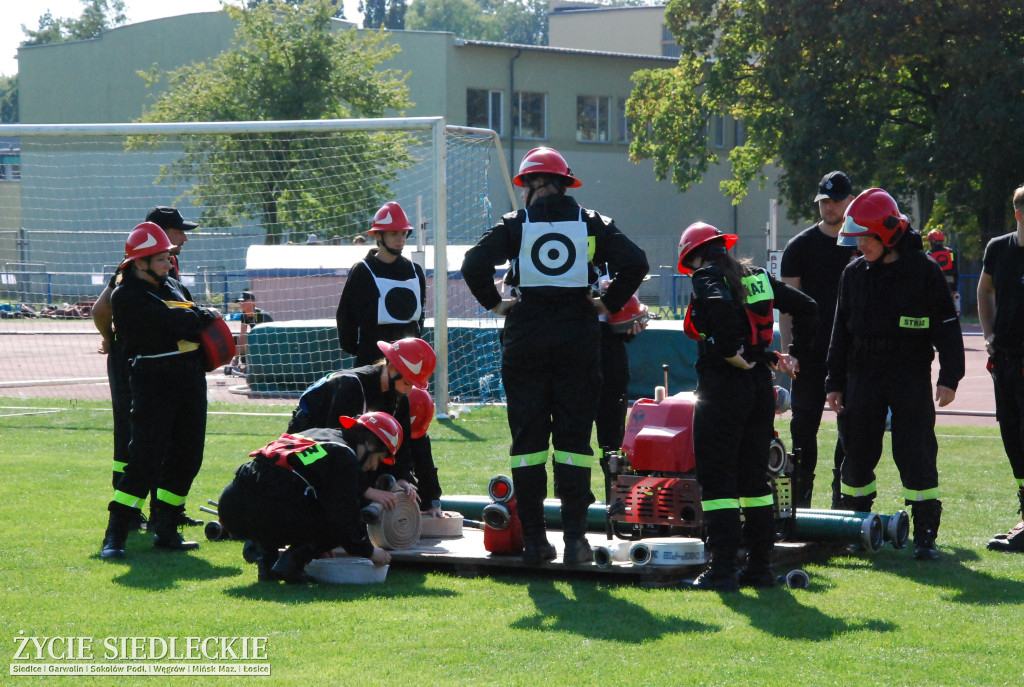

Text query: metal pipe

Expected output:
[440,495,607,531]
[791,511,884,552]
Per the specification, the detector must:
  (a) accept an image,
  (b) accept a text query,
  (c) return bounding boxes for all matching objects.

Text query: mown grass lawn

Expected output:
[1,398,1022,686]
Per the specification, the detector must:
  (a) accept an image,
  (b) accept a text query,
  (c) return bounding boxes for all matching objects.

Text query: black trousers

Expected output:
[692,362,775,503]
[595,323,629,451]
[114,353,208,508]
[411,435,442,505]
[788,359,844,483]
[502,297,600,460]
[839,364,938,495]
[989,354,1024,480]
[107,339,132,489]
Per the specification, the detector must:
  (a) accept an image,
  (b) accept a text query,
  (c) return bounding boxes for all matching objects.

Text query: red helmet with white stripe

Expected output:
[512,147,582,188]
[119,222,174,270]
[368,201,414,234]
[677,222,738,275]
[339,411,403,464]
[377,338,436,389]
[408,387,435,439]
[838,188,908,248]
[605,293,650,334]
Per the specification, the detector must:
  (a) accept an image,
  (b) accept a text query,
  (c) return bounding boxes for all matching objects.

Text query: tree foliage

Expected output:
[360,0,407,29]
[21,0,127,47]
[627,0,1024,248]
[131,0,413,245]
[0,76,17,122]
[405,0,548,45]
[246,0,347,19]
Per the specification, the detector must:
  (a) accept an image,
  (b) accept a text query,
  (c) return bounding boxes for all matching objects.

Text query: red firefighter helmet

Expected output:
[118,222,174,270]
[377,337,436,389]
[927,229,945,243]
[677,222,739,275]
[368,201,414,234]
[408,387,435,439]
[605,293,650,334]
[837,188,908,248]
[339,411,403,464]
[512,147,582,188]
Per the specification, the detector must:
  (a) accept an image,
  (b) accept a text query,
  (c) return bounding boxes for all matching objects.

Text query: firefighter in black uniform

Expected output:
[978,184,1024,552]
[336,202,426,366]
[927,229,960,314]
[677,222,817,591]
[100,222,222,559]
[92,207,198,512]
[217,412,402,583]
[408,387,444,517]
[826,188,964,561]
[461,147,649,565]
[287,337,436,513]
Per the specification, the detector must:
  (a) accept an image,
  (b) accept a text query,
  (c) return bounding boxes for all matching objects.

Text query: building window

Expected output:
[513,91,546,140]
[617,98,633,144]
[713,115,727,148]
[577,95,612,143]
[734,118,745,146]
[467,89,503,135]
[0,154,19,181]
[662,24,682,58]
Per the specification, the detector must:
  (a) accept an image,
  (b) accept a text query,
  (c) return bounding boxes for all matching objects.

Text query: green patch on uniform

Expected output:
[899,316,929,329]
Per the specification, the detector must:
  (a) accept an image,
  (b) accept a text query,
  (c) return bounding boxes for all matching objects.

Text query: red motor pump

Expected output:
[481,475,524,554]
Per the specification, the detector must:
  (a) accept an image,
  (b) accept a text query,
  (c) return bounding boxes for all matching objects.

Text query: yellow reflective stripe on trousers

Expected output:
[739,494,774,508]
[840,480,877,497]
[702,498,740,511]
[155,488,187,507]
[112,490,145,510]
[112,460,127,474]
[511,451,548,468]
[903,487,940,501]
[552,449,594,468]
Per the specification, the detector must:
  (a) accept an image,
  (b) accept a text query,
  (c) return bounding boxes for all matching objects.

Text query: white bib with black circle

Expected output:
[518,210,589,288]
[364,260,422,325]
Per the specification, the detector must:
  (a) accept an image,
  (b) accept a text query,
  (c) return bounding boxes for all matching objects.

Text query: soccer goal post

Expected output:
[0,117,516,415]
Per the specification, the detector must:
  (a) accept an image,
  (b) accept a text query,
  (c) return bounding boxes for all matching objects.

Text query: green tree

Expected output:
[405,0,547,45]
[21,0,127,46]
[360,0,407,29]
[0,76,17,123]
[132,0,412,245]
[627,0,1024,247]
[245,0,347,19]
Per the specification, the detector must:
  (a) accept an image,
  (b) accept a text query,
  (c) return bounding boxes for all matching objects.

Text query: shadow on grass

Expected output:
[435,418,484,442]
[103,549,241,591]
[830,545,1024,605]
[222,569,457,604]
[721,586,897,640]
[503,576,716,641]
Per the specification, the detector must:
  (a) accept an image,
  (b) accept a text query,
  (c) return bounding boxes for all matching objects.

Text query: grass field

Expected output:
[2,397,1023,686]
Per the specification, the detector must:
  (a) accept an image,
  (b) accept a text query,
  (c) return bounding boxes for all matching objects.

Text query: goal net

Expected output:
[0,118,516,413]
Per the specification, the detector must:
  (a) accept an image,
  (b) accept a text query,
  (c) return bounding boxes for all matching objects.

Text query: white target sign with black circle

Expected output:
[518,218,589,288]
[368,272,422,324]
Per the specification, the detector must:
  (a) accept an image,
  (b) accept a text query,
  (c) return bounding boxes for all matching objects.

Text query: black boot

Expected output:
[270,543,318,584]
[682,509,741,592]
[150,503,201,551]
[175,511,204,527]
[512,464,555,565]
[794,473,815,510]
[554,462,595,565]
[100,504,137,560]
[987,489,1024,553]
[830,469,843,510]
[911,499,942,560]
[253,543,283,582]
[737,505,776,588]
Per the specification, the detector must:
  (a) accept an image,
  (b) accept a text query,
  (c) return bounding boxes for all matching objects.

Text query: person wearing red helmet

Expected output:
[217,412,402,583]
[779,171,860,509]
[336,201,426,365]
[978,185,1024,553]
[925,228,960,314]
[287,337,437,513]
[461,146,649,566]
[826,188,964,561]
[677,221,817,591]
[100,222,225,560]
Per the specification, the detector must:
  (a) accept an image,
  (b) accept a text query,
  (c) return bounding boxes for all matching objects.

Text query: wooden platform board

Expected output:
[346,527,827,587]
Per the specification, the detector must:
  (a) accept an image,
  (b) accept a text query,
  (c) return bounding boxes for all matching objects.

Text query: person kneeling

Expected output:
[218,413,401,584]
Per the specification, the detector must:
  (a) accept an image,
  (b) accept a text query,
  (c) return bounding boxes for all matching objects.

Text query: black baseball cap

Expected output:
[236,291,255,303]
[814,171,853,202]
[146,206,198,231]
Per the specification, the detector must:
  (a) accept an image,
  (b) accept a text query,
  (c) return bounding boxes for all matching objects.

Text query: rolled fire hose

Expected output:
[594,541,633,568]
[797,508,909,549]
[626,538,704,567]
[440,495,607,531]
[791,510,884,552]
[629,542,652,566]
[366,492,422,550]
